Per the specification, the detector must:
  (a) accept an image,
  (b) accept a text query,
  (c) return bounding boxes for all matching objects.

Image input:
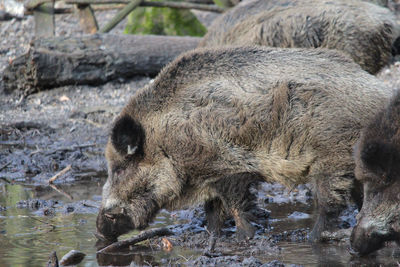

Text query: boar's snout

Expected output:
[350,220,395,255]
[96,207,134,241]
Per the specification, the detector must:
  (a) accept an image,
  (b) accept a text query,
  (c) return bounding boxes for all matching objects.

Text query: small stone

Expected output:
[59,250,85,266]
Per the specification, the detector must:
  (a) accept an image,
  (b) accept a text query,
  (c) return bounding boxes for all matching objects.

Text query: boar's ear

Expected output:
[361,141,400,177]
[111,114,144,156]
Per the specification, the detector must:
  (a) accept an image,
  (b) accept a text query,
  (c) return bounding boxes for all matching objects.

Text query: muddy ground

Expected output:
[1,7,400,267]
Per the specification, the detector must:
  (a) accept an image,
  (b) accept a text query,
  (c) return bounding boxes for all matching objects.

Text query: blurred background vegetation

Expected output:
[123,0,396,36]
[124,0,209,36]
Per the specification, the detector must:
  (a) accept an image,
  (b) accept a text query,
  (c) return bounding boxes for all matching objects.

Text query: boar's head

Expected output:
[351,93,400,255]
[96,114,181,241]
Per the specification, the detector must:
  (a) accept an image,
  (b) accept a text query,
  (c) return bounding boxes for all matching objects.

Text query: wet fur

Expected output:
[97,46,393,241]
[199,0,399,74]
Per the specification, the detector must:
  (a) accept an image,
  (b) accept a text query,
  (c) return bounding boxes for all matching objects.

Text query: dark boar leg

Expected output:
[230,207,257,240]
[203,198,227,253]
[211,173,262,240]
[204,198,228,236]
[311,172,357,241]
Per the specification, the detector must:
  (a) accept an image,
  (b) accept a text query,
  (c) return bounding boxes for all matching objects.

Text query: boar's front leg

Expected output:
[312,171,361,242]
[208,173,263,241]
[203,198,227,253]
[204,198,228,236]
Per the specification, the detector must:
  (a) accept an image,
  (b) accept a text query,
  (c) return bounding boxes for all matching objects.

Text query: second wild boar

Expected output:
[199,0,400,74]
[351,90,400,255]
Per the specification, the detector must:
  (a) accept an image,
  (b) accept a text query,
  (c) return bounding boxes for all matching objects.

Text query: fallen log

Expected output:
[2,34,201,95]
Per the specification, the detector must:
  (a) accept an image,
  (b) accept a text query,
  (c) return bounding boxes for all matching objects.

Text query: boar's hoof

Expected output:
[232,209,256,241]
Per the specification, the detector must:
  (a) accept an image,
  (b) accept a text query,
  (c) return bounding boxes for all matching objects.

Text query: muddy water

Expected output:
[0,180,400,266]
[0,180,103,266]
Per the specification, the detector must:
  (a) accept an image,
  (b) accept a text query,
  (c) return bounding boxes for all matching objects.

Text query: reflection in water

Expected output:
[1,181,400,266]
[0,182,103,267]
[96,246,156,266]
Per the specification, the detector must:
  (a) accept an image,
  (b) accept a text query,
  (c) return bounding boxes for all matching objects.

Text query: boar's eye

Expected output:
[361,141,400,182]
[111,114,145,156]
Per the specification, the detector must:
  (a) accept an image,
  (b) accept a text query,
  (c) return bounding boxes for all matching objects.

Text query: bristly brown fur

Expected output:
[351,90,400,255]
[199,0,399,74]
[97,46,394,243]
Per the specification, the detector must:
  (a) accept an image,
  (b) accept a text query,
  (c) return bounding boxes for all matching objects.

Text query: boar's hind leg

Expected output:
[312,172,359,242]
[210,173,263,240]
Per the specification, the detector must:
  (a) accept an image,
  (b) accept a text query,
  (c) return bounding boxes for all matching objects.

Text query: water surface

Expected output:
[0,180,399,266]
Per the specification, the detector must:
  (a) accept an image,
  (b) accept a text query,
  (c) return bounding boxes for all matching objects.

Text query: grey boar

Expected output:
[351,90,400,255]
[199,0,399,74]
[95,46,393,244]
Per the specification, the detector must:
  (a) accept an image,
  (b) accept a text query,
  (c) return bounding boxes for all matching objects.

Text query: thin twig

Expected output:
[82,118,104,128]
[0,177,11,184]
[83,202,100,209]
[29,149,42,156]
[0,141,24,146]
[26,0,226,13]
[0,162,11,172]
[58,143,96,151]
[48,165,72,184]
[48,184,73,200]
[97,227,173,254]
[178,254,191,261]
[30,216,56,229]
[29,145,42,156]
[44,143,96,156]
[99,0,143,33]
[141,1,225,12]
[24,5,125,14]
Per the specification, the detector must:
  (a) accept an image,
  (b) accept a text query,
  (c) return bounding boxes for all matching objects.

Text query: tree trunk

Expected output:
[1,34,201,94]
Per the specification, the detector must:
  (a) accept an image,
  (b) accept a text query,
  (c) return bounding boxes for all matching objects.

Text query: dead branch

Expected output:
[24,4,126,15]
[54,143,96,151]
[83,202,100,209]
[0,177,11,184]
[0,162,11,172]
[48,165,72,184]
[25,0,225,13]
[48,184,74,200]
[97,227,173,254]
[30,216,56,229]
[0,141,24,146]
[99,0,142,33]
[41,143,97,156]
[140,1,225,12]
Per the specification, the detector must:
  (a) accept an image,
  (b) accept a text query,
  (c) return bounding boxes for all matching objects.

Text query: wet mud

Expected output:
[2,9,400,267]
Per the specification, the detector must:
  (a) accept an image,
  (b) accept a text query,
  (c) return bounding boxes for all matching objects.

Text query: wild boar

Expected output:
[351,90,400,255]
[96,46,393,243]
[199,0,400,74]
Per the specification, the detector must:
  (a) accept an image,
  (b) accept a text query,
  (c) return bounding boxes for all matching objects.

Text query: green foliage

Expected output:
[124,1,207,36]
[213,0,235,8]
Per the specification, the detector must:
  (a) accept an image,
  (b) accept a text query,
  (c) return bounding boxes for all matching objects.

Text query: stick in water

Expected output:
[97,227,173,254]
[48,165,72,184]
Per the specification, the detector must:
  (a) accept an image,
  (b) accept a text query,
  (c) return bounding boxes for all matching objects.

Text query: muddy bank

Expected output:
[0,76,151,184]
